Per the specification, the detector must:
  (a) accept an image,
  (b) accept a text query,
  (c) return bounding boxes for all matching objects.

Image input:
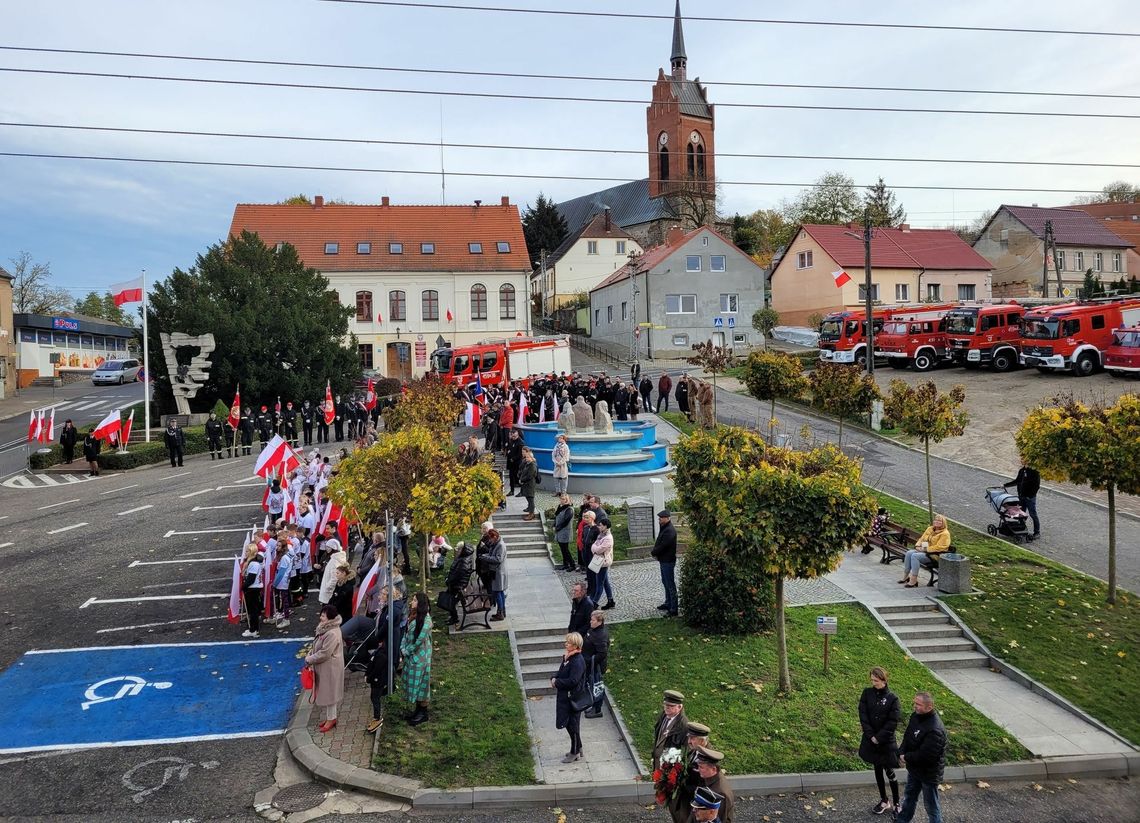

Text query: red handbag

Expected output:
[300,666,314,690]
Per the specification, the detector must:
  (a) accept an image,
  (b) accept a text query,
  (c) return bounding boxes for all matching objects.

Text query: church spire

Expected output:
[670,0,687,80]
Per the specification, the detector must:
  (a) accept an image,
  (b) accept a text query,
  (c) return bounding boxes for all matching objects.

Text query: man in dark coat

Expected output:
[895,691,947,823]
[364,586,407,733]
[505,429,524,495]
[301,400,315,446]
[58,419,78,464]
[657,372,673,413]
[255,405,273,450]
[239,407,255,455]
[639,376,653,412]
[281,401,298,447]
[581,610,609,718]
[668,721,711,823]
[567,580,595,636]
[444,541,475,625]
[689,747,735,823]
[1003,460,1042,540]
[334,394,347,441]
[675,375,690,420]
[652,510,679,617]
[652,689,689,772]
[205,412,224,460]
[163,419,185,468]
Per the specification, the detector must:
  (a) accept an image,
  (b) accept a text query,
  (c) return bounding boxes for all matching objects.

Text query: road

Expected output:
[0,379,145,481]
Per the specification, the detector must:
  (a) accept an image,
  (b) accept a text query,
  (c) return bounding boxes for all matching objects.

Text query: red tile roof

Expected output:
[228,198,531,272]
[1001,205,1132,249]
[1066,201,1140,250]
[800,224,993,271]
[590,226,705,292]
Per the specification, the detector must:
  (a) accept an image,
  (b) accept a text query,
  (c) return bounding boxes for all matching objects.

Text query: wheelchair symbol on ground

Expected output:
[122,755,219,804]
[82,675,173,710]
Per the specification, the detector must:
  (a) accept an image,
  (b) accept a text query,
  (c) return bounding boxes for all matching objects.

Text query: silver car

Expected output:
[92,359,141,385]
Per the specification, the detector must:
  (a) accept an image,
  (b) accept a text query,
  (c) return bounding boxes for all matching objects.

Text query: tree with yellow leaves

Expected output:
[740,350,809,442]
[382,374,463,438]
[809,362,880,447]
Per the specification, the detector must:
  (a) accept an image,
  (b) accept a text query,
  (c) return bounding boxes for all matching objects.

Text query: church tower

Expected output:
[647,0,715,201]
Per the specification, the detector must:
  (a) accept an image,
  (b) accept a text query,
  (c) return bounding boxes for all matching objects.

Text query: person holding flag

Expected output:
[227,387,242,458]
[87,409,121,475]
[318,382,335,444]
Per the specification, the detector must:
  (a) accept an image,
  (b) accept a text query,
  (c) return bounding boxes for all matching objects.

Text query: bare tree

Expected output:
[668,176,723,230]
[9,251,72,314]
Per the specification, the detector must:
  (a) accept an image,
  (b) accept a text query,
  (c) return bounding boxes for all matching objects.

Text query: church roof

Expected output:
[671,79,711,118]
[671,0,687,62]
[556,179,677,234]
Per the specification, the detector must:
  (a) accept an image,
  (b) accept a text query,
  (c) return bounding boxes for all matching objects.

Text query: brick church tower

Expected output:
[647,0,715,201]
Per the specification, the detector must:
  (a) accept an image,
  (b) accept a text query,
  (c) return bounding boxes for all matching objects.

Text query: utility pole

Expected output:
[539,249,548,325]
[627,250,642,367]
[862,210,875,376]
[1043,220,1053,298]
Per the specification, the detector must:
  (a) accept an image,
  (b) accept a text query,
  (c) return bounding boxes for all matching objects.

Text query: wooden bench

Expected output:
[458,577,494,631]
[864,520,942,587]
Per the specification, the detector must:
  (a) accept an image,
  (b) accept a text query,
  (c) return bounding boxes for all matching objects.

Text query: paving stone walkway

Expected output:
[307,668,376,769]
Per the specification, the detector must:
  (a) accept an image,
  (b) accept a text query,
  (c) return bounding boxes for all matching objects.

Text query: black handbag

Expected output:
[568,667,593,712]
[435,590,454,611]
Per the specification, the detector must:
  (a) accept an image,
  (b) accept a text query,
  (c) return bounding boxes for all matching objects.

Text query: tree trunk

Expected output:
[770,398,776,444]
[836,417,844,448]
[711,374,718,425]
[775,575,791,692]
[924,437,934,523]
[1107,484,1117,605]
[421,533,429,592]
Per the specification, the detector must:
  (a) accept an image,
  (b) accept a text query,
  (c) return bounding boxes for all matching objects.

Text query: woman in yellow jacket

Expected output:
[899,515,951,587]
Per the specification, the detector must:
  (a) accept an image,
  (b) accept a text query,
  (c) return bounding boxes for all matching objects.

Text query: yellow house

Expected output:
[771,224,993,327]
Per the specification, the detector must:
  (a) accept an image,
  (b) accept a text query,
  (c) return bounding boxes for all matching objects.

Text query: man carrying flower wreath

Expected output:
[689,746,735,823]
[652,689,689,771]
[668,721,711,823]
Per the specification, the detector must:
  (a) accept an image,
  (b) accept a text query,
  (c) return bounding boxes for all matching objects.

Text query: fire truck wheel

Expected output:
[1072,353,1097,377]
[913,353,934,372]
[854,351,867,368]
[1108,369,1126,379]
[990,350,1015,372]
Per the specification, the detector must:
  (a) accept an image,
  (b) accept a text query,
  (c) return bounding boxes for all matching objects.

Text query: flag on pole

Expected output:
[36,410,47,444]
[471,373,483,399]
[92,409,122,442]
[109,276,144,306]
[323,381,335,425]
[446,308,454,322]
[120,409,134,448]
[43,408,55,443]
[227,386,241,429]
[518,391,528,422]
[254,435,287,478]
[227,534,246,625]
[364,377,377,412]
[27,411,40,442]
[831,269,852,288]
[464,401,481,428]
[354,561,380,613]
[538,399,546,423]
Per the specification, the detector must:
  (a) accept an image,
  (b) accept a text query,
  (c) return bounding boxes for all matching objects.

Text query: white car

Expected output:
[92,359,141,385]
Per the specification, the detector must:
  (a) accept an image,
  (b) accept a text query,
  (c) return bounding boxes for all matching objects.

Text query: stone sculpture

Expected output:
[572,396,593,430]
[697,380,716,429]
[559,400,575,433]
[159,332,216,416]
[594,399,613,435]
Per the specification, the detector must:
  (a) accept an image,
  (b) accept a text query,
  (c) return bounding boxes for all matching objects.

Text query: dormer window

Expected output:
[469,242,483,254]
[389,243,403,254]
[357,242,371,255]
[497,242,511,253]
[421,243,435,255]
[324,242,339,255]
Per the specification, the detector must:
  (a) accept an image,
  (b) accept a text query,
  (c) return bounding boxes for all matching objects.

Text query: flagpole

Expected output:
[141,268,151,443]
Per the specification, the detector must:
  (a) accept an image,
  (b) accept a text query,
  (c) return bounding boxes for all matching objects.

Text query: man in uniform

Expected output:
[652,689,689,772]
[668,721,711,823]
[689,786,725,823]
[163,418,186,468]
[301,399,315,446]
[333,394,347,442]
[281,401,299,447]
[205,411,224,460]
[690,746,735,823]
[255,404,273,451]
[316,397,331,444]
[239,406,255,456]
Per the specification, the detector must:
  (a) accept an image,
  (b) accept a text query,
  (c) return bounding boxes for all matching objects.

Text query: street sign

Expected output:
[727,317,736,328]
[638,322,652,328]
[713,317,724,328]
[816,616,837,635]
[1062,288,1073,297]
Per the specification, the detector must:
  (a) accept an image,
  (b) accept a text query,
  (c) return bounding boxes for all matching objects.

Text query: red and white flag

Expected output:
[323,381,335,425]
[538,399,546,423]
[109,276,144,306]
[354,561,380,613]
[364,377,377,412]
[831,269,852,288]
[120,409,134,448]
[464,401,481,428]
[227,533,248,625]
[254,435,287,478]
[446,308,454,322]
[92,409,121,442]
[42,408,55,444]
[26,411,40,442]
[227,386,241,429]
[518,392,528,422]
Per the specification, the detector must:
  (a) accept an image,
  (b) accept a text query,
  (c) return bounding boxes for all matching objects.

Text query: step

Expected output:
[914,650,990,670]
[505,540,548,548]
[518,648,565,665]
[893,626,965,641]
[511,550,551,559]
[877,604,941,615]
[883,613,953,628]
[521,663,560,679]
[523,679,556,696]
[905,638,977,655]
[515,627,569,642]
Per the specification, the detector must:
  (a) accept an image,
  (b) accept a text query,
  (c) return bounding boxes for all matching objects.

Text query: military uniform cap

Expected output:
[693,745,724,765]
[690,786,723,809]
[686,721,711,737]
[662,689,685,705]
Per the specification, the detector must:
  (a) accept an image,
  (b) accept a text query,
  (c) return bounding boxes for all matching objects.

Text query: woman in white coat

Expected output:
[552,434,572,495]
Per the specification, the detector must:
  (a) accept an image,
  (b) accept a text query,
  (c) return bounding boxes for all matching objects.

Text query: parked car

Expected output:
[92,359,141,385]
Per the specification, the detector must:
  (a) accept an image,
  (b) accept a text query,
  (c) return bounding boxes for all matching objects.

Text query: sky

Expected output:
[1,0,1137,300]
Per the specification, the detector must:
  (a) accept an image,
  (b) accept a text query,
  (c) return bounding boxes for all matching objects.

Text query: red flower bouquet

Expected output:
[652,747,685,805]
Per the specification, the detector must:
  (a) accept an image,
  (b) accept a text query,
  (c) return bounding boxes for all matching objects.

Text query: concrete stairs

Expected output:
[879,603,990,670]
[515,628,569,696]
[493,511,551,561]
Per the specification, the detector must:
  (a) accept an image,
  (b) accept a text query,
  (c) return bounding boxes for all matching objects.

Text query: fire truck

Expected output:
[1020,299,1140,376]
[430,336,572,390]
[944,302,1025,371]
[873,305,960,372]
[819,304,955,367]
[1104,325,1140,376]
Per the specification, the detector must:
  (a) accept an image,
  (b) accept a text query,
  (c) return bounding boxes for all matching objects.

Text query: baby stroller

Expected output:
[985,486,1029,544]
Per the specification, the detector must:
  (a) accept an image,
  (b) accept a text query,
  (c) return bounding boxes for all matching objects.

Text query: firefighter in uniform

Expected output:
[281,401,299,447]
[333,394,347,442]
[255,405,273,451]
[205,412,224,460]
[239,407,255,456]
[301,400,315,446]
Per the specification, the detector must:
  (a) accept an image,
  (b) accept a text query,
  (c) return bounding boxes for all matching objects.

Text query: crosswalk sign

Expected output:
[728,317,736,328]
[713,317,724,328]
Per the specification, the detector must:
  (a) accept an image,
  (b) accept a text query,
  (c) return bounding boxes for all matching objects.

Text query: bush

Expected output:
[374,377,401,397]
[680,537,776,634]
[29,424,210,470]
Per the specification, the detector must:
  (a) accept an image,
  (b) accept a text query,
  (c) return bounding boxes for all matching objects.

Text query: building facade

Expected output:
[590,226,766,359]
[13,313,137,385]
[1066,200,1140,286]
[973,205,1131,298]
[229,196,531,380]
[532,210,643,317]
[771,224,993,327]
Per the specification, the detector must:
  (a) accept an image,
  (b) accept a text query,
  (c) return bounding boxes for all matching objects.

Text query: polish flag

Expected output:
[323,381,335,425]
[120,409,134,448]
[553,398,560,420]
[109,276,144,306]
[354,561,380,613]
[254,435,287,478]
[518,392,528,423]
[36,411,47,444]
[227,386,241,428]
[446,308,454,322]
[92,409,121,442]
[465,401,481,428]
[27,411,40,442]
[262,477,272,512]
[227,535,247,625]
[262,548,275,619]
[43,408,55,444]
[364,377,377,411]
[832,269,852,288]
[538,399,546,423]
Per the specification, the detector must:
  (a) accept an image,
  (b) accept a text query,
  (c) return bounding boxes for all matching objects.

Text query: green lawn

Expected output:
[372,568,532,788]
[659,410,697,435]
[879,493,1140,745]
[606,604,1028,774]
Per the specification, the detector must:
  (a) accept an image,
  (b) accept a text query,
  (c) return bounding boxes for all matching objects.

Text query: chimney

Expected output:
[666,225,685,246]
[381,196,390,207]
[604,207,611,232]
[899,223,911,232]
[313,195,324,208]
[474,199,482,208]
[501,196,510,207]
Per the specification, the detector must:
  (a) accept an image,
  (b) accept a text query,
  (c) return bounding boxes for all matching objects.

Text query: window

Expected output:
[355,290,373,322]
[587,240,598,255]
[665,294,697,314]
[52,332,66,347]
[686,255,702,272]
[357,242,371,255]
[1056,250,1065,270]
[733,332,747,345]
[388,290,406,322]
[616,240,626,255]
[697,145,706,180]
[1095,252,1104,272]
[275,242,285,253]
[607,306,613,323]
[497,241,511,253]
[1114,253,1123,272]
[469,242,483,254]
[421,289,439,321]
[658,146,669,183]
[1062,319,1081,337]
[480,351,498,371]
[1092,314,1106,330]
[927,283,941,301]
[1076,251,1084,271]
[686,143,695,177]
[701,236,709,247]
[470,284,487,320]
[672,333,689,346]
[595,308,600,326]
[499,284,516,319]
[358,344,374,370]
[895,283,910,302]
[389,242,403,255]
[958,284,976,301]
[324,242,339,255]
[858,283,880,302]
[621,302,628,321]
[981,314,998,332]
[720,293,738,313]
[796,250,813,269]
[710,255,726,272]
[421,243,435,255]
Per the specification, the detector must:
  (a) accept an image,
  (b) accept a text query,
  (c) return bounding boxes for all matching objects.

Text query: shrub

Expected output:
[680,537,776,634]
[30,424,209,470]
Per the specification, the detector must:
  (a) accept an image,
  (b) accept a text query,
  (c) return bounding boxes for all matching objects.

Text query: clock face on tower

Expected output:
[658,132,669,147]
[690,130,701,144]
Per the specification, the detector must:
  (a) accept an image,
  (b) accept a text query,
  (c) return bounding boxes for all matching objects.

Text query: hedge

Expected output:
[30,423,210,471]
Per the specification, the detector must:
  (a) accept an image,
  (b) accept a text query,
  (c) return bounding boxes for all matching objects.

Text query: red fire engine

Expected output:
[1104,325,1140,376]
[874,305,960,371]
[819,304,955,367]
[1020,299,1140,376]
[944,302,1024,371]
[430,336,572,390]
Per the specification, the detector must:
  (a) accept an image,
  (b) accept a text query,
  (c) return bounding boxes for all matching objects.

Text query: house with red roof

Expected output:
[228,195,531,380]
[973,204,1131,298]
[770,223,993,327]
[1065,200,1140,287]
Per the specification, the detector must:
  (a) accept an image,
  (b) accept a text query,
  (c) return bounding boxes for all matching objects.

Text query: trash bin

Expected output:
[937,553,971,594]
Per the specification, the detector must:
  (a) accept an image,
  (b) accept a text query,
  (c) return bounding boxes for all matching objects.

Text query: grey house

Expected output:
[589,226,767,359]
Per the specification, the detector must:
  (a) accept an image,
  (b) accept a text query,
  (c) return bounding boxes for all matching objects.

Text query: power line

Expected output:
[4,67,1135,120]
[4,120,1138,170]
[1,45,1133,101]
[0,150,1110,195]
[316,1,1140,39]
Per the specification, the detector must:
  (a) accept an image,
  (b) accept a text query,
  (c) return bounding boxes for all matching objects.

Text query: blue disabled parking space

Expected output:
[0,639,306,753]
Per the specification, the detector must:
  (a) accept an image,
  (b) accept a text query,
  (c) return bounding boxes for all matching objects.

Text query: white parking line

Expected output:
[215,483,265,490]
[179,488,214,498]
[0,515,9,520]
[192,503,262,511]
[100,483,138,495]
[37,498,80,510]
[167,471,193,480]
[29,637,303,652]
[79,593,228,607]
[0,542,13,549]
[129,558,232,566]
[117,505,153,516]
[47,522,87,535]
[177,547,241,557]
[142,576,229,589]
[94,615,224,634]
[164,527,250,537]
